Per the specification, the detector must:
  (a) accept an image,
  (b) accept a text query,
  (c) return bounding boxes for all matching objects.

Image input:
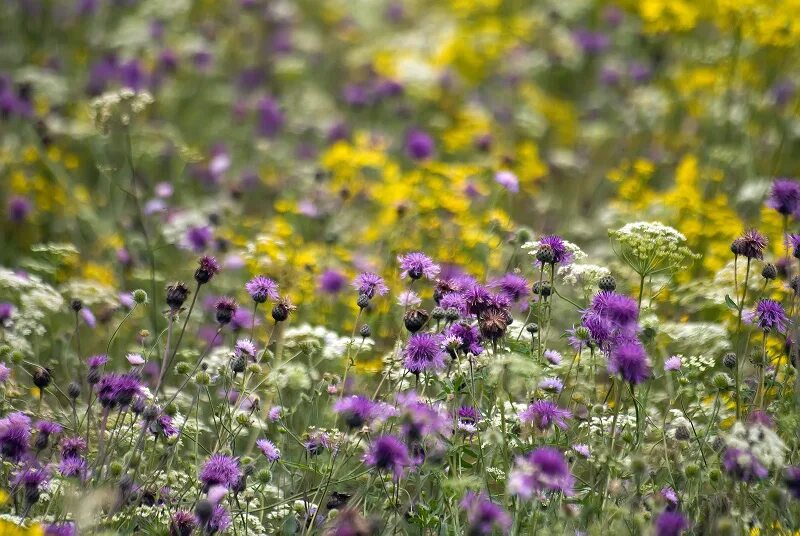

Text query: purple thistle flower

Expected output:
[444,322,483,356]
[572,444,591,458]
[59,457,88,480]
[403,333,446,374]
[589,291,639,331]
[353,272,389,299]
[489,273,530,303]
[722,447,768,481]
[535,235,573,266]
[396,391,452,441]
[608,340,651,385]
[153,414,178,438]
[397,252,440,280]
[494,170,519,193]
[95,373,142,408]
[364,435,410,480]
[256,439,281,462]
[519,400,572,430]
[731,229,768,260]
[12,465,50,490]
[44,522,77,536]
[170,510,197,536]
[508,447,574,499]
[35,420,62,436]
[186,226,213,251]
[784,466,800,499]
[664,355,682,372]
[405,129,434,161]
[199,454,241,490]
[746,299,789,333]
[766,178,800,217]
[439,293,468,316]
[462,283,493,316]
[654,511,689,536]
[0,411,31,461]
[661,486,679,506]
[0,362,10,384]
[460,491,512,535]
[245,275,279,303]
[214,297,238,325]
[318,269,347,294]
[208,504,231,533]
[256,96,284,138]
[538,377,564,393]
[86,354,108,368]
[333,395,397,429]
[195,255,221,285]
[7,196,32,223]
[59,436,87,458]
[234,339,257,360]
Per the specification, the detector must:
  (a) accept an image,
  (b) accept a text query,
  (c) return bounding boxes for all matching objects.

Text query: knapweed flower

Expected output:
[364,435,410,480]
[519,400,572,431]
[59,457,88,480]
[572,444,590,458]
[195,255,220,285]
[508,447,574,499]
[396,392,452,441]
[13,466,50,504]
[766,178,800,217]
[494,170,519,193]
[403,333,446,374]
[353,272,389,299]
[460,491,512,535]
[59,436,86,458]
[608,340,651,385]
[199,454,241,489]
[784,466,800,499]
[214,297,237,325]
[208,504,231,533]
[87,354,108,368]
[745,299,789,332]
[35,420,62,450]
[538,377,564,393]
[664,355,682,371]
[245,275,279,303]
[318,269,347,294]
[532,235,573,266]
[256,439,281,462]
[405,129,434,160]
[333,395,396,429]
[456,406,480,434]
[544,350,562,365]
[271,296,296,322]
[95,373,142,408]
[44,522,76,536]
[0,411,31,461]
[731,229,767,260]
[722,447,768,481]
[654,511,689,536]
[398,252,440,280]
[170,510,197,536]
[588,291,639,333]
[489,273,530,303]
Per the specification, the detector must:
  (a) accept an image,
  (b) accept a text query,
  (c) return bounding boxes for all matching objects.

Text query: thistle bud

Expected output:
[359,324,371,338]
[356,293,370,310]
[70,299,83,312]
[33,367,52,389]
[67,381,81,400]
[722,353,737,369]
[403,309,429,333]
[598,275,616,292]
[133,289,148,304]
[762,263,777,280]
[231,356,246,374]
[165,282,191,311]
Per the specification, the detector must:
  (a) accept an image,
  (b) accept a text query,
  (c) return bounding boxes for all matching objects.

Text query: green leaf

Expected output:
[724,294,738,311]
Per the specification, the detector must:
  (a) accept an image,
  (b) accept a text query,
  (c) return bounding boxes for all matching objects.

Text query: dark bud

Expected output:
[444,308,460,322]
[87,367,102,385]
[598,275,616,292]
[762,263,777,281]
[194,499,213,525]
[35,432,49,451]
[359,324,371,338]
[231,355,246,374]
[479,309,510,341]
[525,323,539,334]
[730,238,743,256]
[165,282,191,311]
[142,405,159,422]
[356,293,370,310]
[326,491,353,510]
[403,309,430,333]
[67,381,81,400]
[532,281,552,298]
[131,397,146,415]
[790,276,800,297]
[674,425,691,441]
[271,303,289,322]
[722,353,737,369]
[70,299,83,312]
[33,367,52,389]
[431,306,445,321]
[215,299,237,325]
[536,244,556,265]
[794,244,800,260]
[24,483,40,505]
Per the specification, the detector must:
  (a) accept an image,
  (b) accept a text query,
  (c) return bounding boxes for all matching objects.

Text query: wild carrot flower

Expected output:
[364,435,410,480]
[519,400,572,430]
[508,447,574,498]
[460,491,512,535]
[245,275,279,303]
[353,272,389,299]
[398,252,440,280]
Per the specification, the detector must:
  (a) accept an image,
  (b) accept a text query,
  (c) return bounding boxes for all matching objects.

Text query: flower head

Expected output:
[767,178,800,216]
[722,447,768,481]
[170,510,197,536]
[353,272,389,299]
[95,373,142,408]
[403,333,446,374]
[460,491,512,535]
[398,252,440,280]
[364,435,410,480]
[519,400,572,430]
[534,235,573,266]
[405,129,434,160]
[333,395,397,429]
[246,275,279,303]
[256,439,281,462]
[318,269,347,294]
[608,340,651,384]
[0,411,31,461]
[664,355,682,372]
[494,170,519,193]
[731,229,768,260]
[234,339,257,360]
[195,255,220,285]
[489,273,530,303]
[508,447,574,499]
[214,297,238,325]
[746,299,789,333]
[654,511,689,536]
[199,454,241,489]
[456,406,480,434]
[86,354,108,368]
[59,436,87,458]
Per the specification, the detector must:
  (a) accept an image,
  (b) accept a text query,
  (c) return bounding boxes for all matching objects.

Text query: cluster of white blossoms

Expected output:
[284,323,374,361]
[557,263,611,291]
[0,266,65,355]
[90,88,154,134]
[682,354,716,373]
[521,237,588,265]
[609,221,699,275]
[726,422,787,469]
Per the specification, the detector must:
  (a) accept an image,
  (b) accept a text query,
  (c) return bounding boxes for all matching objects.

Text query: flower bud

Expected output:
[598,275,616,292]
[133,289,148,304]
[359,324,371,338]
[722,352,737,369]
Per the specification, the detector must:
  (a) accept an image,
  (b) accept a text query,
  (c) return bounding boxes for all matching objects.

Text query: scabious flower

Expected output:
[664,355,682,371]
[543,350,562,365]
[508,447,574,499]
[398,252,440,280]
[95,373,142,408]
[460,491,512,535]
[333,395,397,429]
[304,430,333,456]
[572,444,590,458]
[745,299,789,333]
[654,511,689,536]
[234,339,257,360]
[364,435,410,480]
[86,354,108,368]
[199,454,241,490]
[494,170,519,193]
[0,411,31,461]
[396,290,422,308]
[256,439,281,462]
[126,353,145,366]
[403,333,446,374]
[731,229,768,260]
[489,273,529,303]
[538,377,564,393]
[245,275,279,303]
[456,406,480,434]
[766,178,800,217]
[519,400,572,430]
[353,272,389,299]
[661,486,679,506]
[267,406,283,422]
[608,340,651,385]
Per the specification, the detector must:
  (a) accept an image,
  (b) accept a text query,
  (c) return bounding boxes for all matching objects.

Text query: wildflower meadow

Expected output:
[3,1,800,535]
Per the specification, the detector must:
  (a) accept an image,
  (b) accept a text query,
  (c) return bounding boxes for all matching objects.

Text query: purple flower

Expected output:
[439,293,468,316]
[80,308,96,328]
[664,355,682,372]
[722,447,768,481]
[95,373,142,408]
[267,406,282,422]
[0,362,10,383]
[7,196,32,223]
[256,96,284,138]
[304,430,332,456]
[489,273,530,303]
[186,226,213,251]
[126,353,145,366]
[364,435,410,480]
[153,414,178,438]
[318,269,347,294]
[36,420,62,436]
[731,229,768,260]
[256,439,281,462]
[195,255,221,285]
[234,339,257,361]
[508,447,574,499]
[353,272,389,299]
[572,28,610,54]
[208,504,231,533]
[535,235,573,266]
[12,465,50,492]
[398,252,440,280]
[199,454,241,489]
[59,457,88,480]
[0,302,13,325]
[588,291,639,333]
[87,354,108,368]
[519,400,572,430]
[654,511,689,536]
[0,411,31,461]
[572,444,590,458]
[538,377,564,393]
[745,299,789,332]
[44,522,77,536]
[59,436,87,458]
[396,391,452,441]
[661,486,679,506]
[784,466,800,499]
[494,170,519,193]
[214,297,238,325]
[544,350,562,365]
[767,178,800,217]
[245,275,279,303]
[456,406,480,434]
[403,333,446,374]
[405,129,434,160]
[460,491,512,535]
[462,283,493,316]
[333,395,397,429]
[608,340,651,385]
[170,510,197,536]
